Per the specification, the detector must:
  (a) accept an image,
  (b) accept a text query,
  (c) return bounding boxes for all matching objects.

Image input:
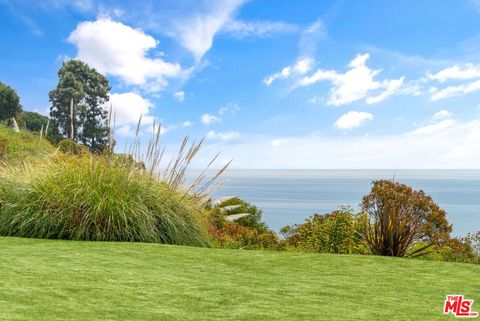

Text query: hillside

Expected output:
[0,124,55,163]
[0,237,478,320]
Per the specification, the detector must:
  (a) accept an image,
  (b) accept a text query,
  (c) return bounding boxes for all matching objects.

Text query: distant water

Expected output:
[190,170,480,236]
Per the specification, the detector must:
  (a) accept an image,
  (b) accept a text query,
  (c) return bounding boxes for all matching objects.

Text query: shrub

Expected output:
[210,197,268,232]
[0,154,210,246]
[57,139,89,156]
[410,236,480,264]
[281,207,368,254]
[209,223,280,250]
[208,197,279,249]
[361,180,452,257]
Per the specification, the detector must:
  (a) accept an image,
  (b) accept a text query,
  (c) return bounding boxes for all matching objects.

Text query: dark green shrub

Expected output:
[0,81,22,121]
[0,154,210,245]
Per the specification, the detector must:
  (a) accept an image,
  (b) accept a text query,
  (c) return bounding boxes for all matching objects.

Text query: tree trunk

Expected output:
[10,117,20,133]
[70,98,74,140]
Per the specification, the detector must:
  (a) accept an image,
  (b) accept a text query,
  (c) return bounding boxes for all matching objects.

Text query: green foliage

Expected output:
[49,60,111,153]
[18,111,48,132]
[208,197,278,249]
[209,223,280,250]
[0,154,210,246]
[410,235,480,265]
[281,207,368,254]
[18,111,62,143]
[361,179,452,257]
[211,197,268,232]
[57,139,90,156]
[0,81,22,121]
[0,123,55,164]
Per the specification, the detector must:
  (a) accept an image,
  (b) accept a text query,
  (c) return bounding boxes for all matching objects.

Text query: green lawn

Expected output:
[0,237,478,320]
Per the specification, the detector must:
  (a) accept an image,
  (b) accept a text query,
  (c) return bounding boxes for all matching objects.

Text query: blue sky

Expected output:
[1,0,480,168]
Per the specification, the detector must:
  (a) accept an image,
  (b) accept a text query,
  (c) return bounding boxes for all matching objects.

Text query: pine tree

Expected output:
[49,60,111,153]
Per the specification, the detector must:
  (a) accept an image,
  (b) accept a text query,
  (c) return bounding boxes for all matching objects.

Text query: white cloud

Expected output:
[182,120,194,127]
[430,79,480,100]
[308,96,323,104]
[262,19,325,88]
[433,109,452,120]
[299,53,404,106]
[428,64,480,82]
[68,18,184,91]
[409,119,456,135]
[147,123,170,136]
[108,92,153,127]
[206,130,240,141]
[426,63,480,100]
[221,20,299,38]
[168,0,245,62]
[201,113,221,125]
[115,124,135,137]
[299,19,327,58]
[197,118,480,169]
[218,103,240,115]
[264,58,314,86]
[366,77,405,104]
[143,1,295,61]
[270,138,290,147]
[334,111,373,130]
[174,91,185,102]
[69,0,93,11]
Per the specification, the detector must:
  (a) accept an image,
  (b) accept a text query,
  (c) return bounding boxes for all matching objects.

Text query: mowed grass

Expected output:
[0,237,478,321]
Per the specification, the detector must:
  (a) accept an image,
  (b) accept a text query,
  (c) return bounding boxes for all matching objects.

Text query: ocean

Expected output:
[199,170,480,236]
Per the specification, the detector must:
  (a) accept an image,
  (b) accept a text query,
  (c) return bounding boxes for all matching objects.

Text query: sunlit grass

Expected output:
[0,237,478,320]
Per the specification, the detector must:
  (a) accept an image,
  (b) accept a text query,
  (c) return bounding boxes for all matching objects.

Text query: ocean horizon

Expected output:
[190,169,480,236]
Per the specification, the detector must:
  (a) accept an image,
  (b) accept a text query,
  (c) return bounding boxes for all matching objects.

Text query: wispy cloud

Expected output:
[425,63,480,100]
[221,20,299,38]
[264,58,314,86]
[433,109,452,120]
[182,120,194,127]
[430,79,480,100]
[409,119,456,135]
[206,130,240,141]
[174,91,186,102]
[203,118,480,169]
[427,64,480,82]
[157,0,246,62]
[298,19,327,58]
[218,102,240,115]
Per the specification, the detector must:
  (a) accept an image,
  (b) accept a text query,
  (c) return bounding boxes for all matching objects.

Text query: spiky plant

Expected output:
[361,180,452,257]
